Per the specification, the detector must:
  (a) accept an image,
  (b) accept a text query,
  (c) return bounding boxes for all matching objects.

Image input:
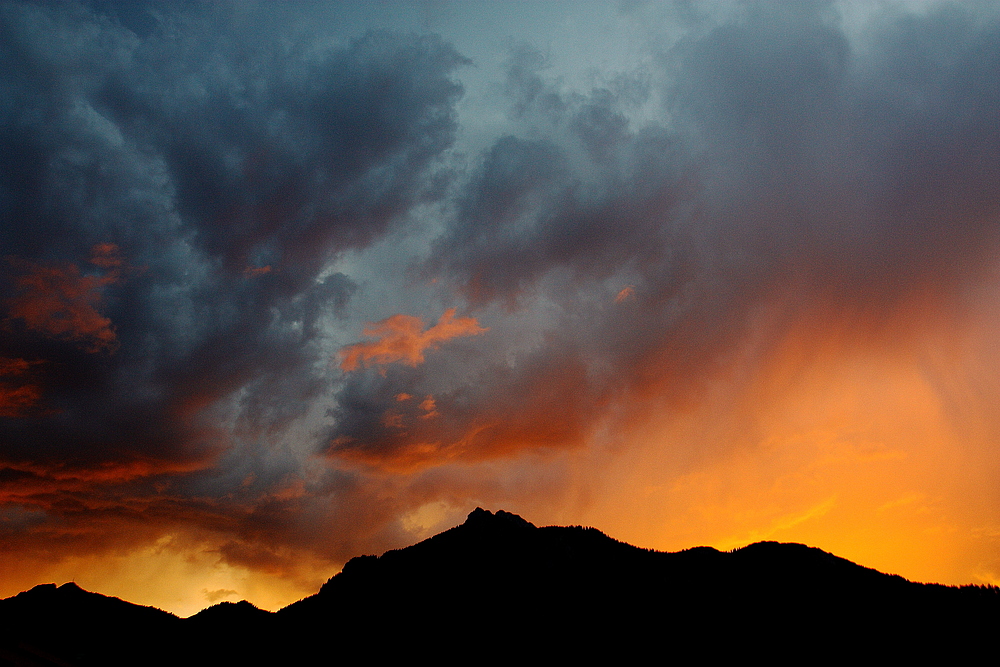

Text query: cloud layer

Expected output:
[2,0,1000,614]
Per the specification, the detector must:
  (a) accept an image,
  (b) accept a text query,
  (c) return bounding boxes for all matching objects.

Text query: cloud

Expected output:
[0,0,468,591]
[5,245,121,353]
[329,339,602,471]
[3,0,1000,616]
[203,588,238,604]
[0,382,43,418]
[0,0,463,446]
[0,356,45,419]
[338,308,488,371]
[321,1,1000,591]
[615,286,636,303]
[88,243,124,269]
[0,358,34,376]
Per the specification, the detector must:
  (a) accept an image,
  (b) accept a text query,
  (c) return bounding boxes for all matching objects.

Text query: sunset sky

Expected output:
[3,0,1000,617]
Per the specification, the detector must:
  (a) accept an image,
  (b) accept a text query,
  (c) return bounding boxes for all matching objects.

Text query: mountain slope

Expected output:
[0,582,180,666]
[279,508,999,659]
[2,508,997,664]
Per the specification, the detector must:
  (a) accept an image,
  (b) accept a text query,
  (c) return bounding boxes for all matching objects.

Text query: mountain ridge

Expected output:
[2,508,997,664]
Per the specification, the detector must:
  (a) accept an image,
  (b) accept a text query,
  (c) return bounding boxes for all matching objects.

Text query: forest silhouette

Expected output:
[2,508,997,665]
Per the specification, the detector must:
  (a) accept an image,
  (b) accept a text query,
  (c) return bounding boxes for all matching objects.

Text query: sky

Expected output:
[2,0,1000,616]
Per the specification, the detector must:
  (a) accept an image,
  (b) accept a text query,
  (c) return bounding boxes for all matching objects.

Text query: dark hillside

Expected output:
[2,509,997,664]
[278,509,999,660]
[0,582,179,666]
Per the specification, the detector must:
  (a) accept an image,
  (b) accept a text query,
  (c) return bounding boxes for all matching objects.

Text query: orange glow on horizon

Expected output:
[6,265,1000,617]
[564,282,1000,589]
[0,535,332,618]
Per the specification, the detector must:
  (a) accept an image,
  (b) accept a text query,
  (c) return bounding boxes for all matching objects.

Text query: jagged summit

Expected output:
[463,506,536,529]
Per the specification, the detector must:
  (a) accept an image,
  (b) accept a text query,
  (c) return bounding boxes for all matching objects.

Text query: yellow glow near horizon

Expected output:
[0,536,331,617]
[573,291,1000,588]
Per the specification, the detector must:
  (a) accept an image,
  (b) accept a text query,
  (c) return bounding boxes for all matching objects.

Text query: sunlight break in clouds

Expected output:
[338,308,488,371]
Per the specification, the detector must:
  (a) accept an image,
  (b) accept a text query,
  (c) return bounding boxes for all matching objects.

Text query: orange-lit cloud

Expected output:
[0,457,216,506]
[6,245,123,353]
[243,265,273,277]
[331,349,598,472]
[88,243,124,269]
[0,358,35,376]
[419,396,438,419]
[615,285,636,303]
[0,383,43,418]
[338,308,488,371]
[0,357,45,417]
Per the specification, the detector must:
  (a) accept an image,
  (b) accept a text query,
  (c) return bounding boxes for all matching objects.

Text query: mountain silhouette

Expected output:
[0,581,179,666]
[2,508,997,664]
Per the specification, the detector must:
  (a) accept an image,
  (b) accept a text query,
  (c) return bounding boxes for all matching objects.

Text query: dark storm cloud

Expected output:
[6,0,1000,595]
[426,47,685,306]
[0,0,465,552]
[669,1,1000,289]
[437,2,1000,308]
[330,1,1000,466]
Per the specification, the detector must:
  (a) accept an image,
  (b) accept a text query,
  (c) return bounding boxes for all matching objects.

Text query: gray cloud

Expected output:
[332,0,1000,467]
[0,0,465,457]
[4,0,1000,602]
[0,0,466,564]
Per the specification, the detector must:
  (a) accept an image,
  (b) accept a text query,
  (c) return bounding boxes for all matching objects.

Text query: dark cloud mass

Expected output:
[0,1,464,558]
[2,0,1000,612]
[358,0,1000,466]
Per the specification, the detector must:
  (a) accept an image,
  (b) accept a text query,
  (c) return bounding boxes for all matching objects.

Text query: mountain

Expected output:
[2,508,997,664]
[279,508,999,660]
[0,581,180,666]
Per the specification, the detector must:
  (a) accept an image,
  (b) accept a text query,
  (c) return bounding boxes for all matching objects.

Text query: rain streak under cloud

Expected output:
[2,0,1000,615]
